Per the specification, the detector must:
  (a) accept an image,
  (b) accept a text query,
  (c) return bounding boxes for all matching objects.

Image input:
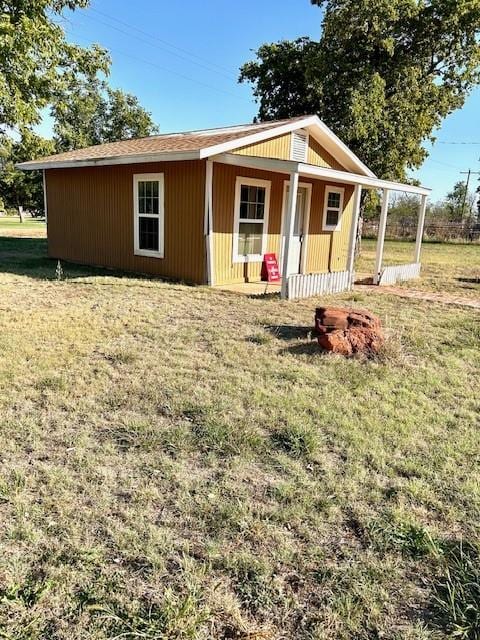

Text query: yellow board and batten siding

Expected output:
[232,133,291,161]
[212,165,354,285]
[303,180,354,273]
[232,131,347,171]
[212,164,285,285]
[214,132,352,285]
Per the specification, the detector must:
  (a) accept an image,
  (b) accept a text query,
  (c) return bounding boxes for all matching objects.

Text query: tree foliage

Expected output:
[0,130,54,211]
[0,1,159,212]
[52,83,158,151]
[240,0,480,181]
[445,181,476,222]
[0,0,110,132]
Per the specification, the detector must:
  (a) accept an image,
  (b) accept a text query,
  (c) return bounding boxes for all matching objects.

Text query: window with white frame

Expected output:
[233,177,270,261]
[133,173,164,257]
[322,186,344,231]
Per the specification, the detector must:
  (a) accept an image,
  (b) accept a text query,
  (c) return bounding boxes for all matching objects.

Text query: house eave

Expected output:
[16,150,201,171]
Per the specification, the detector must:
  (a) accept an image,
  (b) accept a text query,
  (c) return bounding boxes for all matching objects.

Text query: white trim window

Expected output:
[233,176,271,262]
[133,173,164,258]
[322,186,344,231]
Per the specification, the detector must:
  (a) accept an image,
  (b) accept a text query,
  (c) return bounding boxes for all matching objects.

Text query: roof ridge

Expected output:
[93,115,312,146]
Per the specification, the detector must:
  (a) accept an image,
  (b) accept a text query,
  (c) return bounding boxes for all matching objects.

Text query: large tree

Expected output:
[240,0,480,181]
[0,0,109,132]
[52,83,158,151]
[0,1,158,214]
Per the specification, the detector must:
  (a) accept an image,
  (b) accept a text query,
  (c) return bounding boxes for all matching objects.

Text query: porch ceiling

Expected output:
[212,152,431,197]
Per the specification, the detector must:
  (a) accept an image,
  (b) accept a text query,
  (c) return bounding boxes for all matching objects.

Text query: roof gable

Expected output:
[200,115,375,177]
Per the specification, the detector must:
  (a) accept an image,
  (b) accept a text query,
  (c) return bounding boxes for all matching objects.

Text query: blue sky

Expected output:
[55,0,480,202]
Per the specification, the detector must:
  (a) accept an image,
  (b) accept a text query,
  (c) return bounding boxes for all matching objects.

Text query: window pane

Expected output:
[327,192,341,208]
[238,222,262,255]
[326,209,339,227]
[139,216,159,251]
[240,202,248,218]
[138,181,159,215]
[248,186,258,203]
[239,184,266,221]
[241,185,250,202]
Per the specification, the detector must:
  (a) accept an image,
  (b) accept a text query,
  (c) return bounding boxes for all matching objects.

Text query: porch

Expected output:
[206,153,430,299]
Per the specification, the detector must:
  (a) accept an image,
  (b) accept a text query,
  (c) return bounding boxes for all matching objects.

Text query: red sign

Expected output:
[263,253,281,282]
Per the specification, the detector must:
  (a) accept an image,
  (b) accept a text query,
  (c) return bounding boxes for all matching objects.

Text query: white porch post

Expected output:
[281,171,299,299]
[346,184,362,287]
[414,194,427,264]
[204,159,214,286]
[373,188,390,284]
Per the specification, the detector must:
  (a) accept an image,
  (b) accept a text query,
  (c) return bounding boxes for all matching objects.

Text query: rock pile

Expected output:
[314,306,384,356]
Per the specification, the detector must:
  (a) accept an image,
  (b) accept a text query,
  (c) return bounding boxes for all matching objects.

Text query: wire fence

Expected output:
[363,221,480,243]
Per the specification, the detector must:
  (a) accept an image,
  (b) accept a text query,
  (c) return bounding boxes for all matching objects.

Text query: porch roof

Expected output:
[213,153,431,196]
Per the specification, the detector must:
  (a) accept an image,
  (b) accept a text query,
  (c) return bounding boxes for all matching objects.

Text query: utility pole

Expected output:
[460,169,480,219]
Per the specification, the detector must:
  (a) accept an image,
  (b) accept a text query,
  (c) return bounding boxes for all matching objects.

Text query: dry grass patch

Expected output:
[357,238,480,298]
[0,236,479,638]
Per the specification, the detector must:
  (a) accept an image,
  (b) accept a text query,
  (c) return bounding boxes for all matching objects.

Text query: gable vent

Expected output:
[291,130,308,162]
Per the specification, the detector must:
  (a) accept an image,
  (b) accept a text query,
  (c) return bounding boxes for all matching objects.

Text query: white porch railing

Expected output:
[287,270,351,299]
[376,262,421,285]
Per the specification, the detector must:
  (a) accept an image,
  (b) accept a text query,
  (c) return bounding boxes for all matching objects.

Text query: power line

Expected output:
[63,29,253,105]
[429,158,465,170]
[437,141,480,145]
[87,5,238,81]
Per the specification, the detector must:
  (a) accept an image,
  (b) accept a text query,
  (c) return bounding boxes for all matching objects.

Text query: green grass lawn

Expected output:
[0,216,46,235]
[357,238,480,298]
[0,236,479,639]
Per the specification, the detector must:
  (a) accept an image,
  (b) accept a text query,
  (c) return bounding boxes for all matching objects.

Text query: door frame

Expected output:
[279,180,312,275]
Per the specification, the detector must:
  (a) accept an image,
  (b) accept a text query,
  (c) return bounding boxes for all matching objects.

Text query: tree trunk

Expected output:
[18,205,24,223]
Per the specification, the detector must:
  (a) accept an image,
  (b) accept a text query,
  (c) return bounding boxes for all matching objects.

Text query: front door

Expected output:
[285,186,307,275]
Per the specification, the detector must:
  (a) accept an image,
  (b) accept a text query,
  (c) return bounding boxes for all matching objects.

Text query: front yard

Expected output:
[0,235,479,639]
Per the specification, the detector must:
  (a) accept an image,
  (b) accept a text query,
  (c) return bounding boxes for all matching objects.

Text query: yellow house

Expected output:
[18,115,430,298]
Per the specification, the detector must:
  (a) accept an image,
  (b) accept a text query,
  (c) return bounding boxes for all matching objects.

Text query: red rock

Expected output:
[314,307,384,357]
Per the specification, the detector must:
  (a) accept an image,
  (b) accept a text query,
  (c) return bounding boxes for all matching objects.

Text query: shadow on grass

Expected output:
[263,324,320,356]
[264,324,313,341]
[457,276,480,285]
[0,236,182,285]
[280,341,320,357]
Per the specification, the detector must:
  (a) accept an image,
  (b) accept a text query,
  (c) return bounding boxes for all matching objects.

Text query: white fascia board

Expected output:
[16,150,200,171]
[213,153,430,196]
[306,116,376,178]
[298,162,431,196]
[199,116,318,159]
[213,152,297,174]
